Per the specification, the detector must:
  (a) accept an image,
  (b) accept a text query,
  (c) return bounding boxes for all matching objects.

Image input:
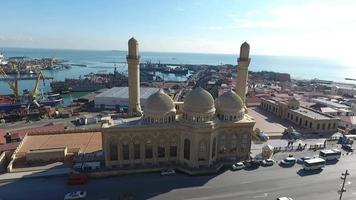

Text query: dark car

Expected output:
[244,160,260,169]
[342,144,354,152]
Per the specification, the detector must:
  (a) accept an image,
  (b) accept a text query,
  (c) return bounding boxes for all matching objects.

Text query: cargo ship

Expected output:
[50,79,106,93]
[50,68,128,93]
[140,62,189,75]
[0,92,63,113]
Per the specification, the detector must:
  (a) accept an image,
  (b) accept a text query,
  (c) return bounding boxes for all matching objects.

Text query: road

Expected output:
[0,154,355,200]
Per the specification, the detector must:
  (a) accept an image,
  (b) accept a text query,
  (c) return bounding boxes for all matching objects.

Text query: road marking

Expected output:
[183,191,244,200]
[173,186,211,191]
[252,193,268,198]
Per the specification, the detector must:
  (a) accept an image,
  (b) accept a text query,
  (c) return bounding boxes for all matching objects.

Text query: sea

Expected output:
[0,47,355,105]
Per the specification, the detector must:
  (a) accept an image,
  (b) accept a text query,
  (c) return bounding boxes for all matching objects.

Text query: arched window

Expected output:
[184,139,191,160]
[145,139,153,159]
[109,141,118,161]
[199,140,207,152]
[158,139,165,158]
[230,134,237,153]
[122,141,129,160]
[212,137,216,158]
[170,137,177,157]
[134,142,140,160]
[219,135,227,154]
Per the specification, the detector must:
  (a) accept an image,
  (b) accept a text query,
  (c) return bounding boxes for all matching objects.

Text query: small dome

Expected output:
[216,90,244,114]
[144,89,175,116]
[183,87,215,114]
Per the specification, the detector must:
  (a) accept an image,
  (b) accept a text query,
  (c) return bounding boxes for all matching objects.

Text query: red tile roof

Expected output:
[0,142,20,153]
[9,124,65,140]
[0,129,6,145]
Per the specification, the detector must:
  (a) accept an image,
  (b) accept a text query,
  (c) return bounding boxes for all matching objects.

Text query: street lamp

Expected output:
[338,169,350,200]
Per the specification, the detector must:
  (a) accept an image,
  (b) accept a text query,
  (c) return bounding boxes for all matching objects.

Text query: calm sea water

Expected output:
[0,47,355,98]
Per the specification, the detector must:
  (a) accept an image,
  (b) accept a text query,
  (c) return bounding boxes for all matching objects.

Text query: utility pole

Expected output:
[338,169,350,200]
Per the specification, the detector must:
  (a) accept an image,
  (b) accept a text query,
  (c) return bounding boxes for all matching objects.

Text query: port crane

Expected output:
[0,68,20,97]
[0,69,53,98]
[31,70,47,98]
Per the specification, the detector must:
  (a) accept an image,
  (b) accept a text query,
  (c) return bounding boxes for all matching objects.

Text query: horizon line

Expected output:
[0,46,324,59]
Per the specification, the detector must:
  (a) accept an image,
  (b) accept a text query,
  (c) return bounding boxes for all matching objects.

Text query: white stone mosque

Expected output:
[101,38,255,173]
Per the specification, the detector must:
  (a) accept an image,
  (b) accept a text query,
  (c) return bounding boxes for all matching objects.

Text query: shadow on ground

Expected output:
[297,168,323,177]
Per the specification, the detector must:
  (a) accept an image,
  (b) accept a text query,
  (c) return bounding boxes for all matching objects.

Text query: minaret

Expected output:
[127,37,142,116]
[236,42,250,105]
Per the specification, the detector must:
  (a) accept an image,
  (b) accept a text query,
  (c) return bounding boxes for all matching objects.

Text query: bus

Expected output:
[303,158,326,171]
[319,149,341,161]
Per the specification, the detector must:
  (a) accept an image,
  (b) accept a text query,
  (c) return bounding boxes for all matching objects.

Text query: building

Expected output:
[94,87,159,110]
[339,116,356,132]
[260,97,339,133]
[7,131,102,172]
[101,39,255,173]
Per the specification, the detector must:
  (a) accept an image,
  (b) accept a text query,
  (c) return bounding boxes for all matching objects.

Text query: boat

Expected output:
[345,78,356,81]
[0,53,8,65]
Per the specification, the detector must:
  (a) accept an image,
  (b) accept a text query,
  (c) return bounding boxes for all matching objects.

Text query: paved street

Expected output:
[0,154,355,200]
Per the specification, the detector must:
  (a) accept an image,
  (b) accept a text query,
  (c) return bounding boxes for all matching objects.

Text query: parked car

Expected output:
[277,197,293,200]
[280,157,296,166]
[297,156,311,164]
[232,162,245,170]
[342,144,354,152]
[261,159,274,166]
[64,191,87,200]
[244,160,260,169]
[67,173,88,185]
[161,169,175,175]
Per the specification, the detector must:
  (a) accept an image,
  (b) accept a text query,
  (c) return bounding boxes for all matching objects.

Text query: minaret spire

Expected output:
[236,41,251,106]
[127,37,142,116]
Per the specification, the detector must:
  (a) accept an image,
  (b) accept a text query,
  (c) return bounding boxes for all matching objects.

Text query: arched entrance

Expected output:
[184,139,191,160]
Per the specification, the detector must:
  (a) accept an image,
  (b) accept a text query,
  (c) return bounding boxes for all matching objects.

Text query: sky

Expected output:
[1,0,356,63]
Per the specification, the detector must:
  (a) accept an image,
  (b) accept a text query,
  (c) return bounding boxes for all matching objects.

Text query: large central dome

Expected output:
[144,89,176,116]
[183,87,215,114]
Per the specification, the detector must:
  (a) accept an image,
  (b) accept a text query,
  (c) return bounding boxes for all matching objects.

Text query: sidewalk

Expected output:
[251,138,327,157]
[0,168,71,182]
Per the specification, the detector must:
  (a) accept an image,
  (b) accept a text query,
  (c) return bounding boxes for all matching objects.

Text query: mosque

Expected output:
[101,38,255,173]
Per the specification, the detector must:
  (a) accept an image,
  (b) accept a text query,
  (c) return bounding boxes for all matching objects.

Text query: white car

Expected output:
[261,159,274,166]
[161,169,175,175]
[280,157,296,166]
[232,162,245,170]
[277,197,293,200]
[64,191,87,200]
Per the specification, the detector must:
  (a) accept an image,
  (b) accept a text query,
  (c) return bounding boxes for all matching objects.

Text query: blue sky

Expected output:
[1,0,356,62]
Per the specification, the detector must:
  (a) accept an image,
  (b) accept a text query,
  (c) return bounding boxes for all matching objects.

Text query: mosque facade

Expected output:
[101,38,255,172]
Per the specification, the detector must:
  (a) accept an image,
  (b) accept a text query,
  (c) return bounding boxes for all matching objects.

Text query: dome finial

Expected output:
[239,41,250,60]
[128,37,139,58]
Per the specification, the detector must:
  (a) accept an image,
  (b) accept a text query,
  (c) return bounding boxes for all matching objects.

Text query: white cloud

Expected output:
[207,2,356,65]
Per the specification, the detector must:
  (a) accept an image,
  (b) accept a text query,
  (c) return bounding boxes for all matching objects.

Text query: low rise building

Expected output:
[94,87,159,110]
[339,116,356,132]
[260,96,339,133]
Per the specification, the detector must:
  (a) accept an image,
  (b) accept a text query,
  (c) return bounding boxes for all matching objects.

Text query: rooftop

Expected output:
[292,107,333,120]
[95,87,159,99]
[18,131,102,155]
[312,98,349,109]
[9,123,65,140]
[339,116,356,125]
